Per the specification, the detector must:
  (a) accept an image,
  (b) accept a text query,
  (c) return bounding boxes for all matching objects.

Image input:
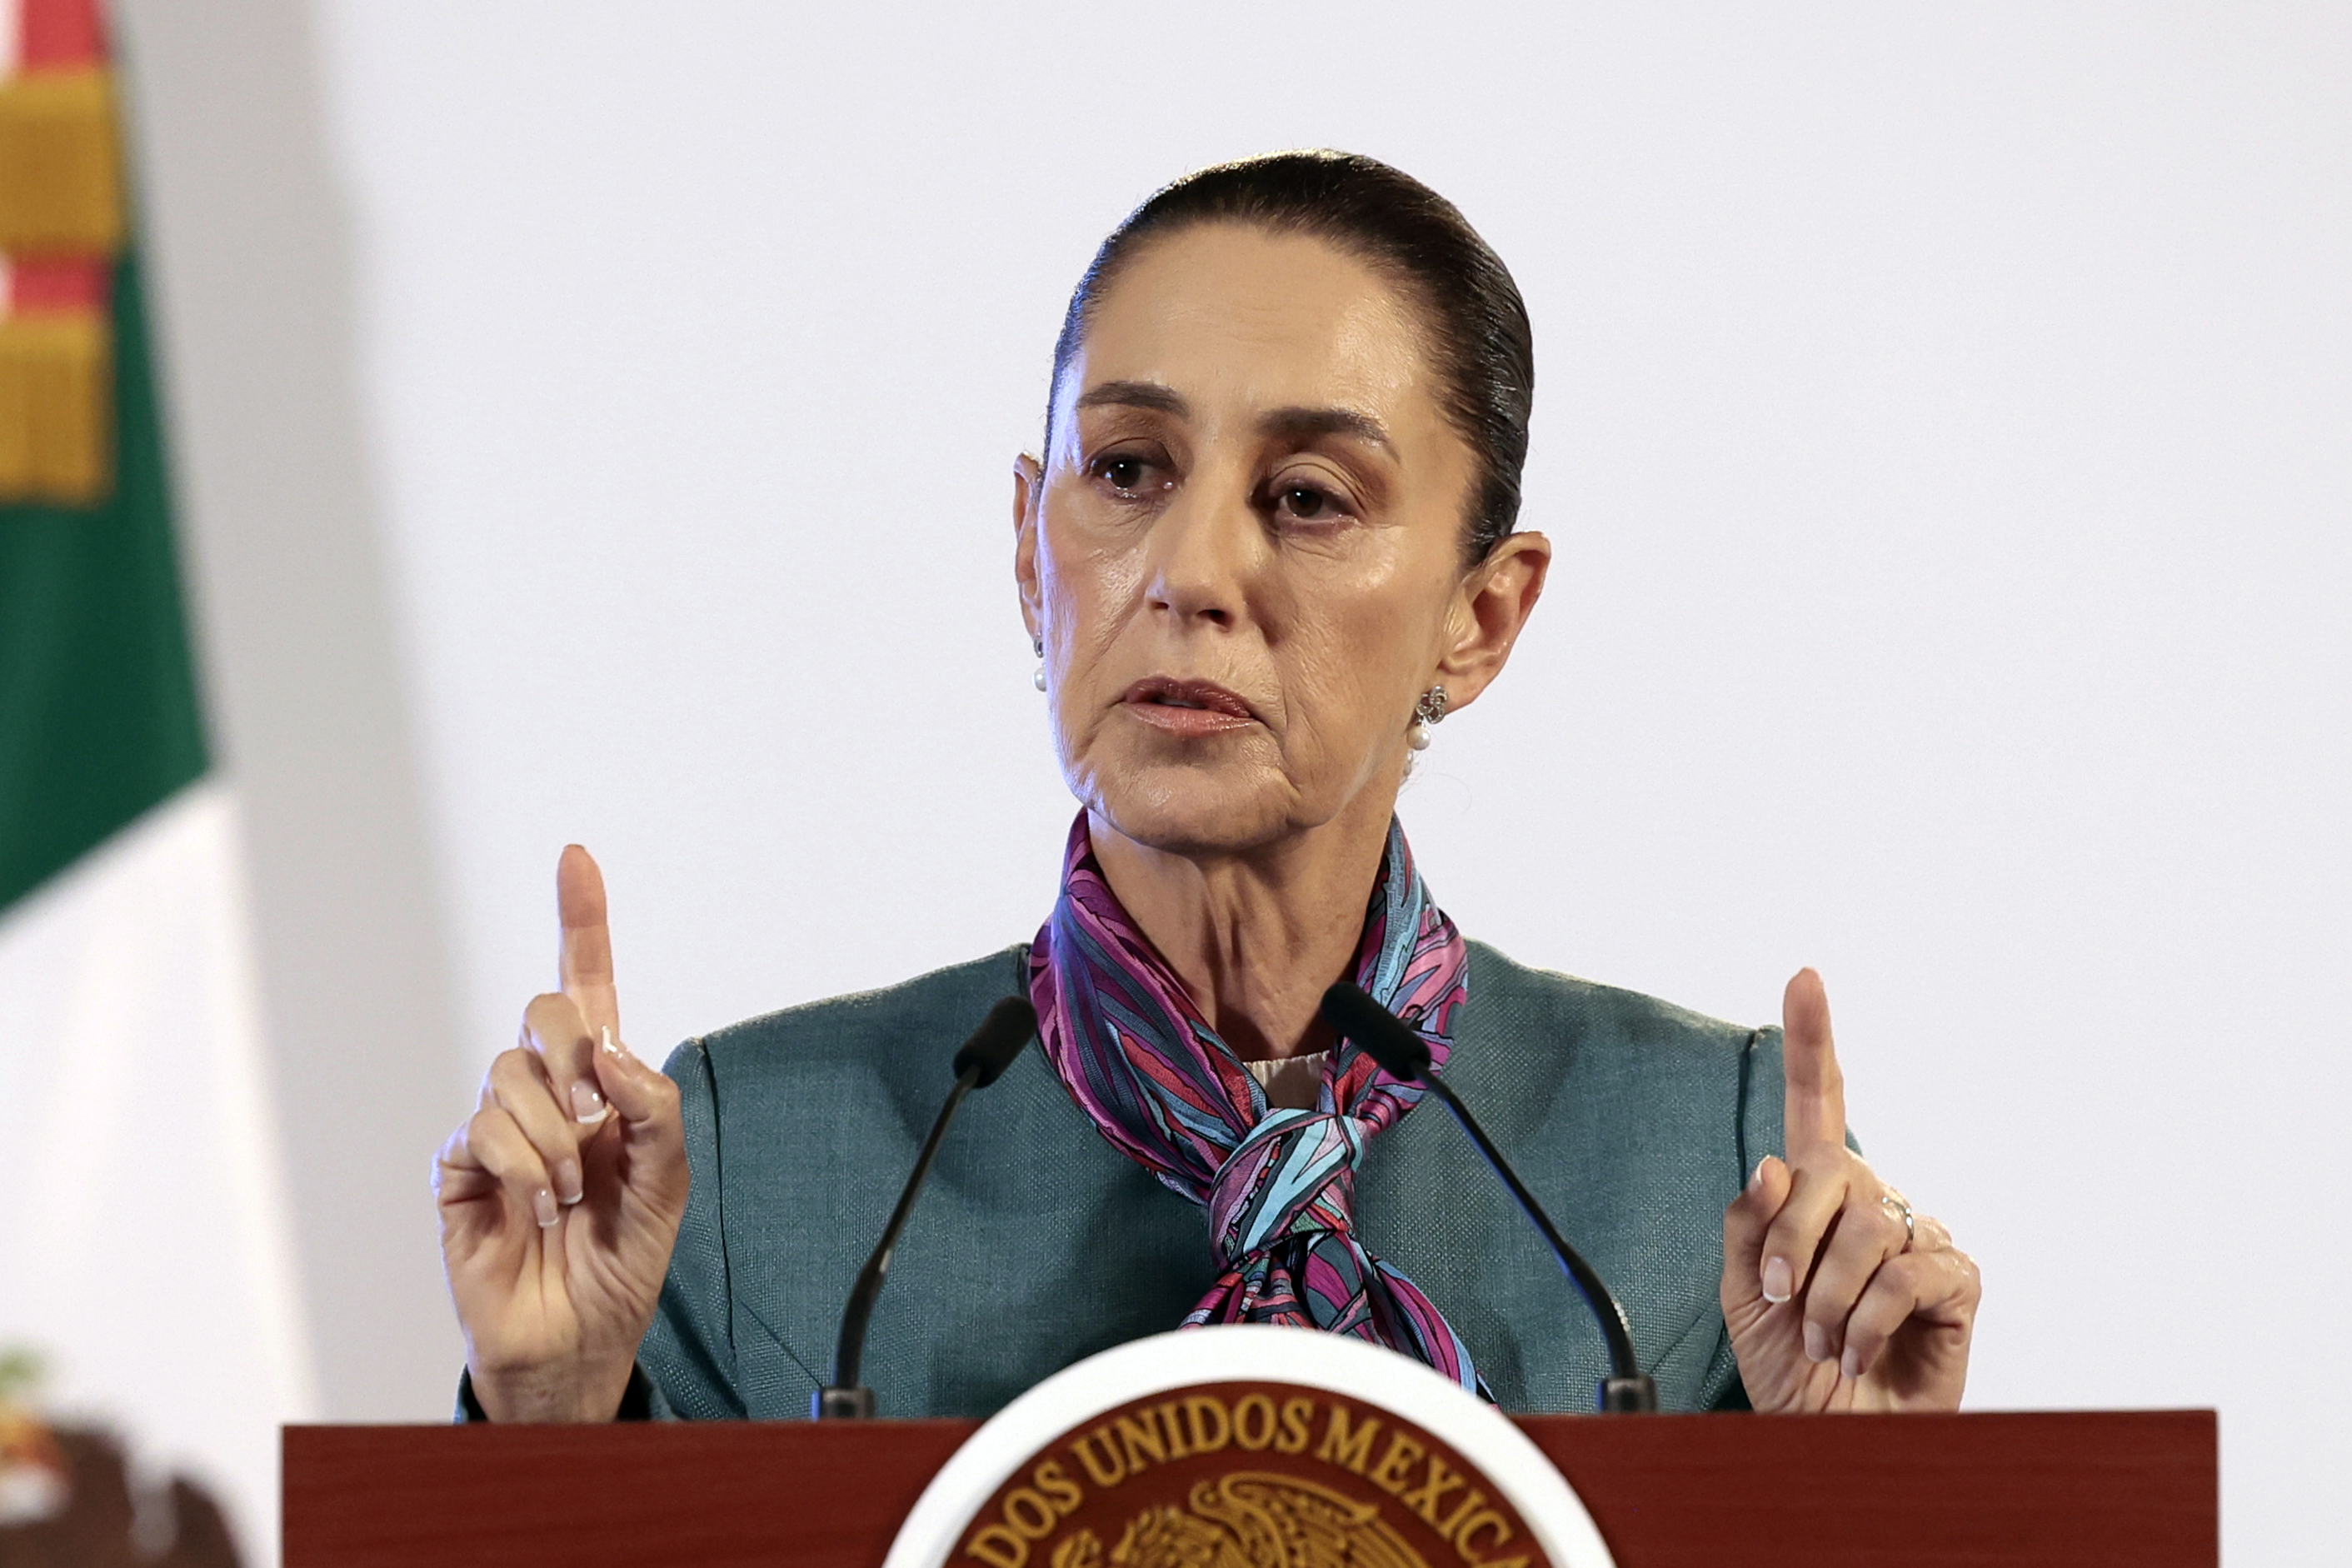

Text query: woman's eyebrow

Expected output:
[1257,406,1396,456]
[1074,380,1189,417]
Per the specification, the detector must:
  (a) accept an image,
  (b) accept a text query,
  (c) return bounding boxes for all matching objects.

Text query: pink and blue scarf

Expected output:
[1027,813,1480,1391]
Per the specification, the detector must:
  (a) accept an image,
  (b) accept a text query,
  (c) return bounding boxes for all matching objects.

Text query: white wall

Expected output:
[121,0,469,1433]
[277,2,2347,1561]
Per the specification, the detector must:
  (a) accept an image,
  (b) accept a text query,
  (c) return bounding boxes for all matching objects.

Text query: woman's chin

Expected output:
[1082,767,1308,860]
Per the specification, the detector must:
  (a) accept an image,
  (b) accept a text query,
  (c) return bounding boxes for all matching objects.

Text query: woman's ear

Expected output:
[1435,530,1551,711]
[1012,453,1046,640]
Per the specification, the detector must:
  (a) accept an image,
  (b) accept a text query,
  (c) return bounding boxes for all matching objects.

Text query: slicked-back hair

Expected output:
[1047,151,1534,562]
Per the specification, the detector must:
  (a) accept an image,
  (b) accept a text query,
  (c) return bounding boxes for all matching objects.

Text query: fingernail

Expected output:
[554,1157,582,1206]
[571,1080,607,1123]
[1761,1256,1793,1303]
[532,1187,560,1228]
[1802,1321,1828,1363]
[601,1026,632,1061]
[1841,1346,1864,1380]
[1748,1158,1768,1192]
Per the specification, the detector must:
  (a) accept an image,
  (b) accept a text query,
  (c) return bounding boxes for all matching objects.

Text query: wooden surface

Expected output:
[284,1409,2215,1568]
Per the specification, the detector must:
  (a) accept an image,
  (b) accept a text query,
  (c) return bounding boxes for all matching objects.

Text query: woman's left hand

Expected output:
[1720,969,1981,1412]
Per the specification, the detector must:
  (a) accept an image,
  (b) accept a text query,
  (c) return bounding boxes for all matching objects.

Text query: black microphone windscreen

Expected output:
[1320,983,1432,1081]
[951,996,1037,1087]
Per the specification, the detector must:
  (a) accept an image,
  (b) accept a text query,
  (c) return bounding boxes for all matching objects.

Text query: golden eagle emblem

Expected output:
[1051,1472,1431,1568]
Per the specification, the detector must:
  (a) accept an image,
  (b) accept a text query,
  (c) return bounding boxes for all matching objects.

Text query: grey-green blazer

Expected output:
[637,939,1787,1420]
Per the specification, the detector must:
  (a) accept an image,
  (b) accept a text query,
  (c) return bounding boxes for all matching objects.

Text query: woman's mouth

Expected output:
[1118,677,1258,737]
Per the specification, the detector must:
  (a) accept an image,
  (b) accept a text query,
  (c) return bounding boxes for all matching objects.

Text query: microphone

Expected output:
[1321,982,1660,1414]
[812,994,1037,1419]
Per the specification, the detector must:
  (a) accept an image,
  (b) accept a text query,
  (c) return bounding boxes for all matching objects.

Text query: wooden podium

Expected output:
[284,1409,2214,1567]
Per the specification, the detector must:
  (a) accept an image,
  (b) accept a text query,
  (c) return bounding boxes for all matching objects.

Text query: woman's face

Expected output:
[1014,223,1546,859]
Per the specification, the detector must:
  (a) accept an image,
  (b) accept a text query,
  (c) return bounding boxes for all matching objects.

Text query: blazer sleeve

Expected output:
[637,1037,747,1418]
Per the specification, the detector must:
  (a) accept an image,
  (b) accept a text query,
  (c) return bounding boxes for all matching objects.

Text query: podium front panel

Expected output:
[283,1410,2215,1568]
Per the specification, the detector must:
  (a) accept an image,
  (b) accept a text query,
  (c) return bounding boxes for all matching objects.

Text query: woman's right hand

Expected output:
[433,846,689,1421]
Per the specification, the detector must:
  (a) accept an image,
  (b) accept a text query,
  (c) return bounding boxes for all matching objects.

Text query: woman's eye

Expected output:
[1089,452,1164,495]
[1274,483,1350,524]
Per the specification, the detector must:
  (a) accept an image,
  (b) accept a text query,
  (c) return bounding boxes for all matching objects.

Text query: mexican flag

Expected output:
[0,0,312,1558]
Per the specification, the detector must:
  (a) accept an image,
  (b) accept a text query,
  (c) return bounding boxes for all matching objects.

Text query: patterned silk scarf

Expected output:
[1027,812,1481,1391]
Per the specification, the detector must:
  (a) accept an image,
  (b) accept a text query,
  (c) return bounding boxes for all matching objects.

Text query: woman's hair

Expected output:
[1049,150,1534,562]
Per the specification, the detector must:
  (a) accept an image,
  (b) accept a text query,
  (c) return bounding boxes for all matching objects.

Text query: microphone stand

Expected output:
[813,996,1036,1419]
[1322,983,1659,1414]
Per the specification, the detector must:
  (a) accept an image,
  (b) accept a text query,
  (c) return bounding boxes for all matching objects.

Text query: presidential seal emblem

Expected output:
[885,1327,1615,1568]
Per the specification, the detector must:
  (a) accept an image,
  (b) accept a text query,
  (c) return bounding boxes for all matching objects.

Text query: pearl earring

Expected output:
[1407,685,1450,751]
[1031,636,1046,692]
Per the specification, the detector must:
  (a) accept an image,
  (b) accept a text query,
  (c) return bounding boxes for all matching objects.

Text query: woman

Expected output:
[434,152,1980,1423]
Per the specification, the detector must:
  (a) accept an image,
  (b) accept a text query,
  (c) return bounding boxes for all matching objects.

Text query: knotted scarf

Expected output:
[1027,812,1481,1391]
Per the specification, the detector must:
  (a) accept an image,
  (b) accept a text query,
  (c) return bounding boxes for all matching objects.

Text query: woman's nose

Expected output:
[1142,482,1258,631]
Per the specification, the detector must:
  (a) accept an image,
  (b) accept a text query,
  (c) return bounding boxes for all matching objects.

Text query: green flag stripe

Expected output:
[0,250,209,911]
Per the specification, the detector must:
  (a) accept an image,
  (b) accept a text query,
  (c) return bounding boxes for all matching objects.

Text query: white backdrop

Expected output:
[290,2,2347,1561]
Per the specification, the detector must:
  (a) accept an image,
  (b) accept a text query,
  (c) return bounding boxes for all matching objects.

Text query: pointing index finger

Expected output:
[557,844,621,1047]
[1782,966,1845,1151]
